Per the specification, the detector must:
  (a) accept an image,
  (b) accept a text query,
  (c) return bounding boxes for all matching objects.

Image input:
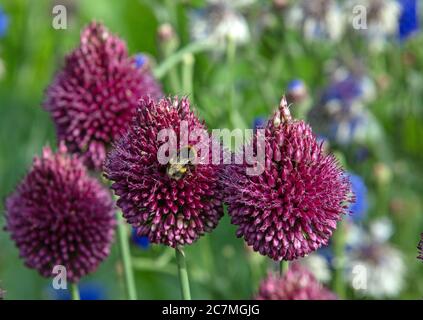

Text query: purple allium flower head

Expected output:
[44,21,163,170]
[418,233,423,262]
[222,97,353,261]
[5,144,116,283]
[105,96,224,247]
[255,264,337,300]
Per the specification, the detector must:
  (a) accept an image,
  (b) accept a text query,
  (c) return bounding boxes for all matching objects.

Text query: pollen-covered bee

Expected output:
[166,146,197,180]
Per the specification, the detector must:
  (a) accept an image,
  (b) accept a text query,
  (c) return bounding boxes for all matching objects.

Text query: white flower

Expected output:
[189,3,250,48]
[345,0,401,51]
[345,218,405,298]
[299,254,332,283]
[286,0,346,42]
[346,243,406,298]
[369,217,394,243]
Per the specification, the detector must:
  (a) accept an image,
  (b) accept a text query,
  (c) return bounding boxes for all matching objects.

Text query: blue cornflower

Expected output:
[134,54,147,69]
[321,76,362,104]
[309,67,378,146]
[0,5,9,38]
[348,173,368,222]
[252,117,266,130]
[51,282,107,300]
[131,228,150,249]
[287,79,308,103]
[316,135,329,146]
[398,0,419,40]
[287,79,305,92]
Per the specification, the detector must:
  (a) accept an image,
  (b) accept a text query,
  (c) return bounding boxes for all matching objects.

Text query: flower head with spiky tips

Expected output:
[44,21,162,170]
[104,96,224,248]
[222,97,353,261]
[255,264,337,300]
[418,234,423,262]
[5,145,115,283]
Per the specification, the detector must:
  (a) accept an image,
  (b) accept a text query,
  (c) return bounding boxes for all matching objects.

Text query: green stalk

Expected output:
[279,260,289,276]
[175,246,191,300]
[182,53,195,97]
[225,36,245,129]
[163,43,181,93]
[154,41,213,79]
[168,64,181,94]
[333,220,346,299]
[226,36,236,112]
[70,283,80,300]
[116,210,137,300]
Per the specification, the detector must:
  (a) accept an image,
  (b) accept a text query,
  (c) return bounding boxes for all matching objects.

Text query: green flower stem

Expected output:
[116,210,137,300]
[168,65,181,94]
[70,283,80,300]
[333,219,346,299]
[182,53,195,97]
[175,246,192,300]
[154,41,213,79]
[279,260,289,276]
[226,36,236,112]
[225,36,246,129]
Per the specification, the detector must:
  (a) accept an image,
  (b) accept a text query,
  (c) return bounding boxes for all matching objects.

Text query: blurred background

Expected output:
[0,0,422,299]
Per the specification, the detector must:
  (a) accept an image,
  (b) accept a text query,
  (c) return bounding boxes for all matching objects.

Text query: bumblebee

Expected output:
[166,146,197,180]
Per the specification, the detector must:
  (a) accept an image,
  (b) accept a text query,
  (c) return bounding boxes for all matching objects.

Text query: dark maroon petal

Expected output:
[44,21,163,170]
[5,145,115,283]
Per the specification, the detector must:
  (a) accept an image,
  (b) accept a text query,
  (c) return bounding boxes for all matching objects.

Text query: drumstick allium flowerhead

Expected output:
[44,21,162,170]
[5,145,115,283]
[104,96,224,247]
[255,264,337,300]
[222,96,353,261]
[418,234,423,262]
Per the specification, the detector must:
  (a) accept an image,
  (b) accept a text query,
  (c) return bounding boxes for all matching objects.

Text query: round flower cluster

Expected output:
[105,96,224,247]
[44,21,162,170]
[222,97,353,261]
[255,264,337,300]
[5,145,115,283]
